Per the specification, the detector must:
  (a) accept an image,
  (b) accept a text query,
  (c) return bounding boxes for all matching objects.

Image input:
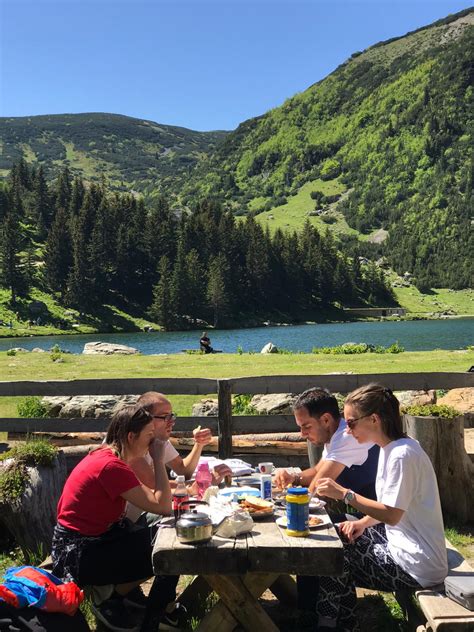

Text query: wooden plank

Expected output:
[0,377,217,397]
[152,522,248,576]
[230,372,474,395]
[0,415,298,436]
[201,574,279,632]
[217,380,233,459]
[246,513,344,576]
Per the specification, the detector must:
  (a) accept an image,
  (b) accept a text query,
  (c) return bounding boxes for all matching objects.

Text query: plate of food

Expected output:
[238,496,274,519]
[309,498,326,511]
[276,514,331,529]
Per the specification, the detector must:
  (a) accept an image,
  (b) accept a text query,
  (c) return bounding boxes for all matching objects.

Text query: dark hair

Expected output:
[293,387,340,421]
[345,383,405,441]
[105,405,152,457]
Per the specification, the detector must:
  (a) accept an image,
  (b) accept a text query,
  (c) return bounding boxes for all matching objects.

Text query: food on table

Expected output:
[239,496,274,515]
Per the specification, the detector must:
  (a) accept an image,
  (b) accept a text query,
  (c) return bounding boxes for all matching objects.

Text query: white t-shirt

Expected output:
[125,440,179,522]
[322,419,373,467]
[376,438,448,588]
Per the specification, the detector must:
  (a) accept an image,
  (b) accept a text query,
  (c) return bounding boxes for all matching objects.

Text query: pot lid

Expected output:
[177,510,212,528]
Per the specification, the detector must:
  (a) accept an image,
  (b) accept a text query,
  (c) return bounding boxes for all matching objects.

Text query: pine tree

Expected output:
[0,186,28,304]
[149,256,176,330]
[207,255,229,327]
[31,166,51,239]
[44,206,72,298]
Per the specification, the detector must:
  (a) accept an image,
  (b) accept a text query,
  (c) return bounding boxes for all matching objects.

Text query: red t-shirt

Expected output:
[57,448,140,536]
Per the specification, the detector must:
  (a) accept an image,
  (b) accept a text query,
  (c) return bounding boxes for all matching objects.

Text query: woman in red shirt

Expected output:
[52,405,178,632]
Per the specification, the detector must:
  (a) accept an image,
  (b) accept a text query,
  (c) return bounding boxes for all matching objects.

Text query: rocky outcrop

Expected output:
[438,388,474,427]
[41,395,139,418]
[396,390,437,408]
[83,342,139,355]
[261,342,278,354]
[192,399,219,417]
[250,393,296,414]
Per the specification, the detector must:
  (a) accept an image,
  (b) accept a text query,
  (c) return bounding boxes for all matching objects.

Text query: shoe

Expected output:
[159,602,187,631]
[124,586,148,610]
[91,596,139,632]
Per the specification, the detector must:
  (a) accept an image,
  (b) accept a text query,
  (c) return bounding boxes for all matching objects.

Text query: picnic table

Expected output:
[152,509,343,631]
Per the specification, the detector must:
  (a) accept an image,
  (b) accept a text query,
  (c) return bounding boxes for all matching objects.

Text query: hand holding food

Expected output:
[193,425,212,445]
[212,463,233,485]
[273,468,294,490]
[314,477,346,500]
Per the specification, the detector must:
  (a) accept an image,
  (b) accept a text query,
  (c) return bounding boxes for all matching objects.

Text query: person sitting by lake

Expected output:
[199,331,214,353]
[51,405,182,632]
[315,383,448,631]
[126,391,232,524]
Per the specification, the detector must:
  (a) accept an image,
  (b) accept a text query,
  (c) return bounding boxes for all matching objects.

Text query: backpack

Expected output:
[0,600,90,632]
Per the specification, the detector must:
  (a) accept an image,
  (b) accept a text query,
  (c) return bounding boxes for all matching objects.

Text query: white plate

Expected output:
[309,498,326,511]
[276,514,332,530]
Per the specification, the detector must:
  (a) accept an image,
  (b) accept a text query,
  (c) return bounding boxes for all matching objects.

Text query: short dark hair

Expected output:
[293,387,340,421]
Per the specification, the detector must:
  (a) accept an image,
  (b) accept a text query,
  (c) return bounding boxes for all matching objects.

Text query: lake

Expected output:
[0,318,473,354]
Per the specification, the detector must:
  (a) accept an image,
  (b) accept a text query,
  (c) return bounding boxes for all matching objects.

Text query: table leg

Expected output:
[269,574,298,606]
[198,573,279,632]
[178,575,212,620]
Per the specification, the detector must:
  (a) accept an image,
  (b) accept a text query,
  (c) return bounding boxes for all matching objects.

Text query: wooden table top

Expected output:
[152,511,344,577]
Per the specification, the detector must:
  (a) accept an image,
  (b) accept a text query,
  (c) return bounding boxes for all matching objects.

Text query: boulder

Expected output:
[31,348,46,353]
[41,394,139,418]
[83,342,139,355]
[192,399,219,417]
[396,390,437,408]
[250,393,296,414]
[261,342,278,354]
[10,347,29,353]
[28,300,48,315]
[438,388,474,427]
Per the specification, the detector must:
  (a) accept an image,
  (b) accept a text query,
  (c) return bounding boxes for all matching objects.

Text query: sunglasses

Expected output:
[346,415,369,430]
[151,413,177,424]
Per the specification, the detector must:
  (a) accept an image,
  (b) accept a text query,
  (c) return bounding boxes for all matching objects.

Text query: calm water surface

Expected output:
[0,318,473,354]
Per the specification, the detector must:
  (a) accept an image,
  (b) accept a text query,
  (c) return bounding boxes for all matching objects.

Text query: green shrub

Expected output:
[404,404,460,419]
[237,345,243,355]
[232,394,259,415]
[17,397,47,418]
[0,441,57,504]
[6,349,16,356]
[312,342,405,355]
[386,341,404,353]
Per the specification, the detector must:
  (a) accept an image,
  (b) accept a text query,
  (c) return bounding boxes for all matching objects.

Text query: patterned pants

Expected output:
[317,523,420,631]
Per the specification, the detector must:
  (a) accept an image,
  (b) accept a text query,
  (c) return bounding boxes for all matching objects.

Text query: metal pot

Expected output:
[176,509,213,544]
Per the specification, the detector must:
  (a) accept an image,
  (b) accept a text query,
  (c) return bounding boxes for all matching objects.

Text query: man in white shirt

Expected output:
[127,391,231,522]
[274,387,379,499]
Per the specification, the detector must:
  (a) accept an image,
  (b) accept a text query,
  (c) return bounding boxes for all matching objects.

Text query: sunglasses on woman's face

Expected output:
[151,412,177,424]
[346,415,369,430]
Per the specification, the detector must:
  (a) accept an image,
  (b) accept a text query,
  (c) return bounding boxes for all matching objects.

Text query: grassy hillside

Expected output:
[180,9,474,289]
[0,113,228,194]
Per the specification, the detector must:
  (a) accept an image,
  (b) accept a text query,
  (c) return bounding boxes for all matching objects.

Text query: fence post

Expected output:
[217,379,233,459]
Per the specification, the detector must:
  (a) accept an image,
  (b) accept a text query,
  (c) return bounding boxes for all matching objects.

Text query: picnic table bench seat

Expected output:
[396,539,474,632]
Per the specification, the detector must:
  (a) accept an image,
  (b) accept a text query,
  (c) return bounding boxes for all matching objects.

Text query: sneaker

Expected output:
[159,602,187,631]
[124,586,148,610]
[91,597,139,632]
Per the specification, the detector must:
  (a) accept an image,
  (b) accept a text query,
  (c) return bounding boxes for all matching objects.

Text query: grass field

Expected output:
[0,349,472,421]
[393,285,474,316]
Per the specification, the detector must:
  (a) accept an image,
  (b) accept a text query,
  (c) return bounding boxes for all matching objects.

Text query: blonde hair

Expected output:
[345,383,404,441]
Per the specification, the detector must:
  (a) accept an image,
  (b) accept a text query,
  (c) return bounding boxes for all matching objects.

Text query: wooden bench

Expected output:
[396,539,474,632]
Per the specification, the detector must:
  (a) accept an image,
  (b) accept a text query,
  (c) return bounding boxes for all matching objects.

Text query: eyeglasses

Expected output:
[346,415,369,430]
[151,413,177,424]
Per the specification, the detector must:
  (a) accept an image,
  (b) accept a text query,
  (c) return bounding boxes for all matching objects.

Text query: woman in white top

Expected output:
[315,383,448,632]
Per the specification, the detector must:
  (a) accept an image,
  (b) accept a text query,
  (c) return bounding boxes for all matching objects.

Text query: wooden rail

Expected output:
[1,372,473,460]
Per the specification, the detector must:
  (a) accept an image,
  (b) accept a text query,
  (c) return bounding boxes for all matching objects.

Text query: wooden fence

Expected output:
[1,372,473,467]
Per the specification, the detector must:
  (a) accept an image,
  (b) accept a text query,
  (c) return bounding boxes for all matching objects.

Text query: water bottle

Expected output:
[195,462,212,499]
[172,475,189,519]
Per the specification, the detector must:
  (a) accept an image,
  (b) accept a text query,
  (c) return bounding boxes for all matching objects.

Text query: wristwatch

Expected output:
[343,489,355,504]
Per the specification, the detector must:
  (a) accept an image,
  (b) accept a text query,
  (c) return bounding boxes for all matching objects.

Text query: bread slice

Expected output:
[241,496,273,511]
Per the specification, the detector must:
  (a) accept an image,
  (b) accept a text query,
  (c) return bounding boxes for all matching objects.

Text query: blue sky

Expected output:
[0,0,472,131]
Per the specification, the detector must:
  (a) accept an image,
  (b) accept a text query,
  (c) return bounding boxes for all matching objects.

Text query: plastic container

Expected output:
[260,474,272,500]
[195,462,213,499]
[285,487,309,537]
[172,475,189,519]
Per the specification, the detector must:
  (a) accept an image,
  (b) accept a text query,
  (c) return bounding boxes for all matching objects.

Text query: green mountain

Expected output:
[179,8,474,289]
[0,112,228,195]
